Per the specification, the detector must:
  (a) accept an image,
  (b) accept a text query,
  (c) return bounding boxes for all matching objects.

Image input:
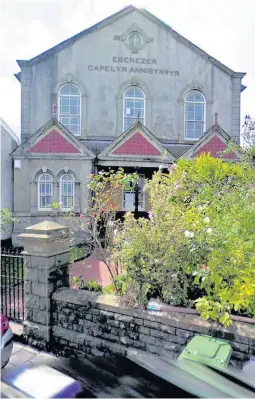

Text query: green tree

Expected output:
[115,155,255,326]
[0,208,17,236]
[66,168,138,292]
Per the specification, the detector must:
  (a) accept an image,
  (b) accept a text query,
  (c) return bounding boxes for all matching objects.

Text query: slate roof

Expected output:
[84,138,191,159]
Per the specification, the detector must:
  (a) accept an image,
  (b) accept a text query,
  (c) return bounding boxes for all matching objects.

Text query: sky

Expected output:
[1,0,254,137]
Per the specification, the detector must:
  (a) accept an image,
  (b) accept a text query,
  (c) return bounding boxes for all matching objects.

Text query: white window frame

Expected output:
[122,175,145,211]
[59,174,75,211]
[38,173,53,211]
[123,86,145,131]
[184,91,206,141]
[58,84,81,136]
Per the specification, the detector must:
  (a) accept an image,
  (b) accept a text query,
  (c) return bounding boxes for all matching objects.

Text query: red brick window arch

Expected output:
[58,84,81,135]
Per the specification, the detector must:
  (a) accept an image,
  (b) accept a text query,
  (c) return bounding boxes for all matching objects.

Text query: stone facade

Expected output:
[15,6,245,143]
[50,288,255,368]
[11,5,246,245]
[18,221,70,348]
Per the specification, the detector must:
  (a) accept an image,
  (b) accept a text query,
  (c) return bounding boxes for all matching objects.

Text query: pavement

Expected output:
[1,342,55,376]
[1,343,191,398]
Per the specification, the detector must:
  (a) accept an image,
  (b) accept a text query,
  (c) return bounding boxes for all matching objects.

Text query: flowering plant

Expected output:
[115,154,255,326]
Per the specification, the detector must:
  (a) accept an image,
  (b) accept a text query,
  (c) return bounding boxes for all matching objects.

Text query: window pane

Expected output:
[186,121,204,139]
[124,87,145,131]
[61,98,69,106]
[61,117,69,125]
[185,92,205,139]
[70,97,79,106]
[61,175,74,208]
[186,91,204,102]
[124,192,134,210]
[70,105,78,114]
[61,106,70,114]
[40,195,52,208]
[59,85,81,134]
[195,104,204,121]
[60,85,79,96]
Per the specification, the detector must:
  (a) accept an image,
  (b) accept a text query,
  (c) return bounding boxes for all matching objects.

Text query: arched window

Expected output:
[123,87,145,131]
[38,173,52,210]
[185,91,205,140]
[59,84,81,135]
[60,174,75,210]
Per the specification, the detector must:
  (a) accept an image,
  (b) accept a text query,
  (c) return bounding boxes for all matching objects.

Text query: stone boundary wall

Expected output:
[51,288,255,368]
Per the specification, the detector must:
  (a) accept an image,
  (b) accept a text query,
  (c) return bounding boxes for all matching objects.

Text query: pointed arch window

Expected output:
[38,173,52,210]
[123,87,145,131]
[59,84,81,135]
[185,91,205,140]
[60,174,75,210]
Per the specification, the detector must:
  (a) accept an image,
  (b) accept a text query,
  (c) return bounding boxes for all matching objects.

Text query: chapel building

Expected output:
[11,5,246,246]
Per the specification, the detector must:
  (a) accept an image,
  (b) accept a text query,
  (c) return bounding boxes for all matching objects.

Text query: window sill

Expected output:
[184,138,200,142]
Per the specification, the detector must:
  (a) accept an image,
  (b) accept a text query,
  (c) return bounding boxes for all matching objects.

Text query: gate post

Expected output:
[18,221,70,349]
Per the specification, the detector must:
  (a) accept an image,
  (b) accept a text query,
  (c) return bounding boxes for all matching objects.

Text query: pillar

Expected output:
[18,220,70,349]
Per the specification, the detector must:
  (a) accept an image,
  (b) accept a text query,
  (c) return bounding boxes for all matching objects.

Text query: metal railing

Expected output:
[1,248,25,322]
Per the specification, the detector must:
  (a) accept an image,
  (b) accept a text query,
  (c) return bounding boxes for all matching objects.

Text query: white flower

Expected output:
[198,204,207,211]
[168,164,177,174]
[148,211,153,220]
[184,230,194,238]
[206,228,213,234]
[203,217,210,224]
[158,164,163,170]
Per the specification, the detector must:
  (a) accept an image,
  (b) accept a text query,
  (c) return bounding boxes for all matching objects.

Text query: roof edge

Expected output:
[14,5,246,80]
[14,72,21,82]
[241,84,247,92]
[139,8,246,78]
[0,118,20,144]
[16,5,137,68]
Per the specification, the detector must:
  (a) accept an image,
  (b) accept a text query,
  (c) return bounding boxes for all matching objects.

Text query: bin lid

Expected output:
[178,335,232,368]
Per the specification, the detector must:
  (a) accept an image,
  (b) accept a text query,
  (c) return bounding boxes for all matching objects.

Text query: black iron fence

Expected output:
[1,248,25,322]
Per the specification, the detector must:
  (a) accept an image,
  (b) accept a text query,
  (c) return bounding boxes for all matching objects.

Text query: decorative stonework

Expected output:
[114,24,153,53]
[113,132,161,156]
[28,129,81,154]
[194,135,238,159]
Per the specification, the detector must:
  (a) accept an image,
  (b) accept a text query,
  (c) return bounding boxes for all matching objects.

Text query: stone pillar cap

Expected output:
[18,220,69,242]
[25,221,65,231]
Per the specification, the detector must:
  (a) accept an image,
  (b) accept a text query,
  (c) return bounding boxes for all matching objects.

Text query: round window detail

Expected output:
[127,31,143,50]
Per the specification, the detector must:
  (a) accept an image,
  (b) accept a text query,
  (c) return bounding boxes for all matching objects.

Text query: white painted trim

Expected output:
[59,173,75,211]
[37,173,53,211]
[58,84,82,136]
[123,86,146,132]
[184,90,206,141]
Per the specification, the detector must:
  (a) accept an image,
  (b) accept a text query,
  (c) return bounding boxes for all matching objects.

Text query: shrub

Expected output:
[114,154,255,326]
[72,277,103,292]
